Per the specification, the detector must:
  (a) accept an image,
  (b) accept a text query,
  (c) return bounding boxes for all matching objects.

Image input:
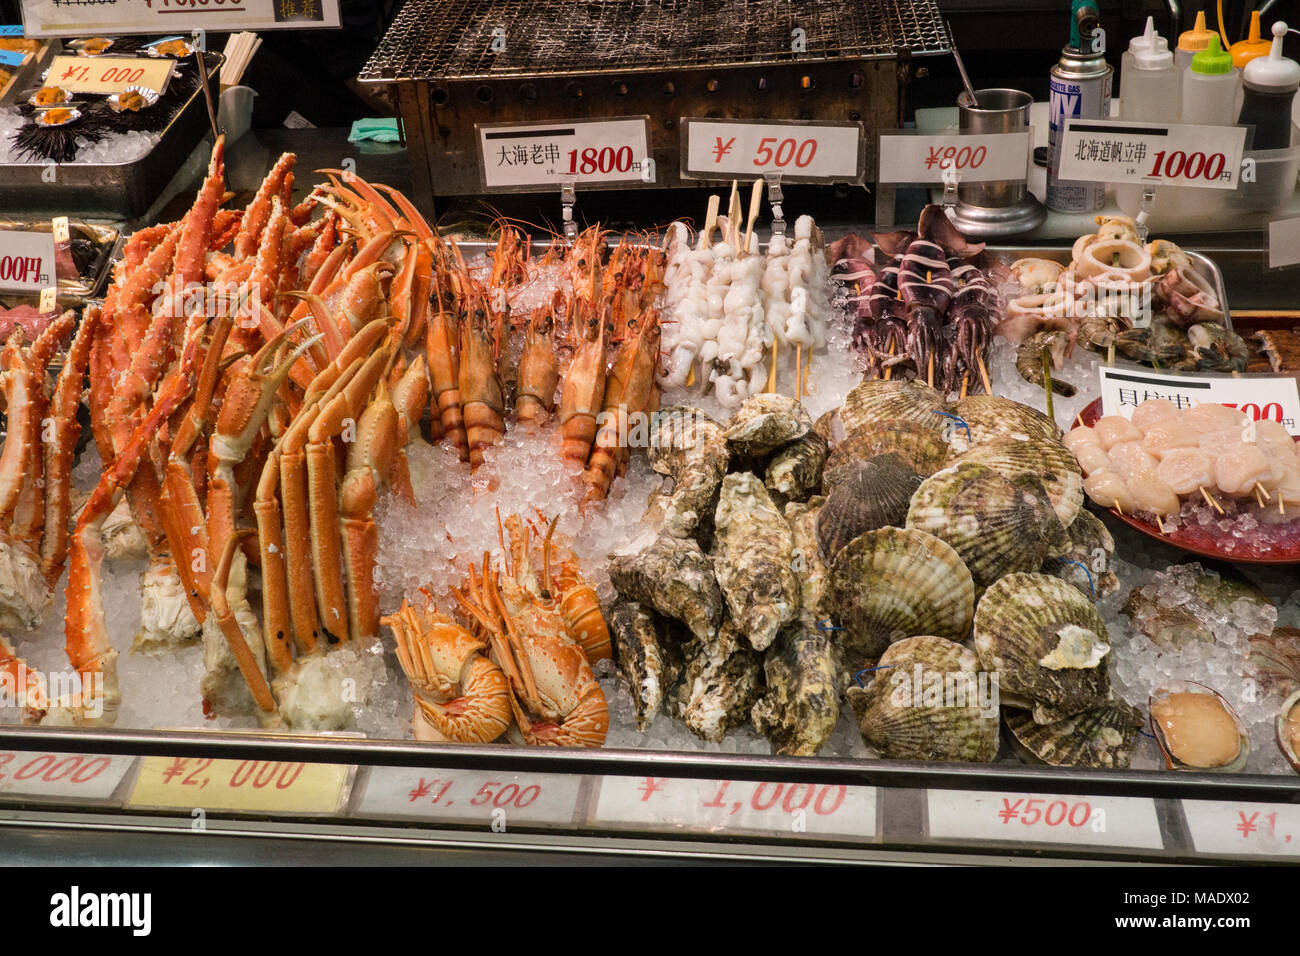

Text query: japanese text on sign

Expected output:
[128,756,351,814]
[927,789,1164,849]
[682,118,864,183]
[19,0,341,37]
[0,750,134,801]
[1182,801,1300,857]
[478,117,651,190]
[1057,119,1247,190]
[0,230,56,294]
[877,130,1032,185]
[356,767,583,826]
[1099,366,1300,436]
[46,54,174,96]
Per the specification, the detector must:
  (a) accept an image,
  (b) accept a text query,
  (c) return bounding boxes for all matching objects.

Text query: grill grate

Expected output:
[361,0,950,82]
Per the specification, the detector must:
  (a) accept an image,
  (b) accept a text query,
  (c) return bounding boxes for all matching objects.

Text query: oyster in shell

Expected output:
[785,497,831,626]
[907,462,1069,592]
[946,395,1062,454]
[1278,689,1300,775]
[828,527,974,668]
[950,436,1083,527]
[608,534,722,642]
[812,407,843,445]
[751,624,842,757]
[1041,508,1120,599]
[841,380,948,437]
[825,420,949,480]
[646,405,730,539]
[1149,680,1249,772]
[1005,701,1143,768]
[610,602,685,731]
[723,393,811,457]
[765,430,828,504]
[973,573,1111,724]
[816,455,923,560]
[846,636,999,762]
[669,620,764,743]
[712,473,799,652]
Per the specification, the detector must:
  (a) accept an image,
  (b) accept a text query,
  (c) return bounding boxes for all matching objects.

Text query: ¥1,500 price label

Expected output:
[927,789,1164,849]
[45,54,175,96]
[477,117,652,190]
[877,130,1032,185]
[593,776,877,841]
[129,756,351,815]
[1057,119,1247,190]
[1182,801,1300,858]
[681,118,864,184]
[355,767,584,826]
[0,750,134,801]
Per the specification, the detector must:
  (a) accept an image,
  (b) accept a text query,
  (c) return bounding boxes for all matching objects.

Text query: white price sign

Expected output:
[1058,119,1247,190]
[19,0,341,37]
[681,118,864,183]
[478,117,652,190]
[877,130,1032,185]
[0,750,134,802]
[1182,801,1300,858]
[927,789,1164,849]
[593,776,877,840]
[1099,366,1300,436]
[0,229,56,293]
[1268,215,1300,271]
[355,767,584,827]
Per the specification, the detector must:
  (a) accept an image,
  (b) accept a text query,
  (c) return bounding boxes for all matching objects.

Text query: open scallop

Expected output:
[1149,680,1250,773]
[1278,688,1300,775]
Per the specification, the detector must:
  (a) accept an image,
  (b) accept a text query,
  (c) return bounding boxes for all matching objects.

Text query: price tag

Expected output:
[356,767,583,827]
[50,215,68,244]
[19,0,341,37]
[1058,119,1247,190]
[1099,366,1300,436]
[1182,801,1300,857]
[128,756,351,815]
[0,49,25,67]
[38,287,56,314]
[1268,215,1300,271]
[593,776,877,840]
[477,117,652,191]
[681,118,864,184]
[0,750,134,801]
[927,789,1164,849]
[45,55,174,96]
[0,229,56,293]
[877,130,1032,185]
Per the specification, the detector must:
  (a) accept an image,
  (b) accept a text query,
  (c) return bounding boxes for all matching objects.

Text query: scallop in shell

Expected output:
[1041,508,1120,599]
[723,393,811,457]
[1005,701,1143,768]
[1149,680,1249,772]
[846,636,999,762]
[1278,689,1300,775]
[825,419,949,481]
[907,463,1069,592]
[841,380,948,436]
[973,573,1111,724]
[828,527,974,668]
[950,436,1084,527]
[946,395,1062,453]
[816,455,923,561]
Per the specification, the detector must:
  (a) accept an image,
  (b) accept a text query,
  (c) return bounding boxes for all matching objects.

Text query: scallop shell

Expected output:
[946,395,1062,453]
[1277,689,1300,775]
[973,573,1111,723]
[907,463,1069,592]
[825,419,949,480]
[1149,680,1250,772]
[828,527,975,669]
[816,455,923,561]
[950,436,1084,527]
[846,636,999,762]
[1041,508,1120,599]
[1005,701,1143,768]
[723,393,811,456]
[842,380,949,436]
[812,407,844,445]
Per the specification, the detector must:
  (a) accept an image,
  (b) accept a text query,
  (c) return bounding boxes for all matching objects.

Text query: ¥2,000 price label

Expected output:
[927,789,1164,849]
[0,229,56,293]
[1099,365,1300,436]
[478,117,652,190]
[593,776,877,840]
[877,130,1032,185]
[45,55,174,96]
[0,750,134,801]
[355,767,583,826]
[129,756,351,815]
[682,118,864,184]
[1058,119,1247,190]
[1182,801,1300,857]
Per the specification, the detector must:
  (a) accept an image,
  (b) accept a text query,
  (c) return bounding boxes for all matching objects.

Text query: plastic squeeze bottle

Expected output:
[1121,16,1180,121]
[1230,11,1273,70]
[1237,21,1299,150]
[1176,10,1217,73]
[1181,35,1239,126]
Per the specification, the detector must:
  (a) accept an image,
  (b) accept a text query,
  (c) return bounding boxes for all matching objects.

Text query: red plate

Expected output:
[1078,398,1300,565]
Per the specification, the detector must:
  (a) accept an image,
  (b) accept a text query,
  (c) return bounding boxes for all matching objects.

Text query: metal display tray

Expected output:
[0,53,223,220]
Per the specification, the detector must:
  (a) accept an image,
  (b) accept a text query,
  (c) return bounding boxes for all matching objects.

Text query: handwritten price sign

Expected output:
[927,789,1164,849]
[356,767,583,826]
[593,776,876,840]
[0,750,134,801]
[1182,801,1300,858]
[0,230,55,293]
[1058,119,1247,190]
[19,0,341,37]
[1100,366,1300,436]
[46,54,174,96]
[877,130,1032,185]
[682,118,864,184]
[129,756,351,814]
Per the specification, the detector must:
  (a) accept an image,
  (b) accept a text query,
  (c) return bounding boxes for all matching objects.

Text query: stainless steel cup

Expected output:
[951,87,1043,237]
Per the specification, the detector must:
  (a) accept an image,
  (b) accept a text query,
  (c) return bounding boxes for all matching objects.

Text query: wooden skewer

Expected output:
[686,364,695,387]
[927,352,934,389]
[1155,515,1167,533]
[796,344,803,398]
[1255,481,1272,503]
[1114,500,1124,516]
[884,341,896,381]
[1199,486,1225,514]
[742,179,763,254]
[960,370,969,400]
[975,353,991,395]
[699,195,720,250]
[1074,412,1085,428]
[728,181,742,255]
[766,334,779,393]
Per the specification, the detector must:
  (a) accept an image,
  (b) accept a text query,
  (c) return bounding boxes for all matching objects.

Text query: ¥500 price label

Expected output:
[477,117,652,190]
[129,756,351,815]
[1058,119,1247,190]
[682,118,865,184]
[927,789,1164,849]
[877,130,1032,185]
